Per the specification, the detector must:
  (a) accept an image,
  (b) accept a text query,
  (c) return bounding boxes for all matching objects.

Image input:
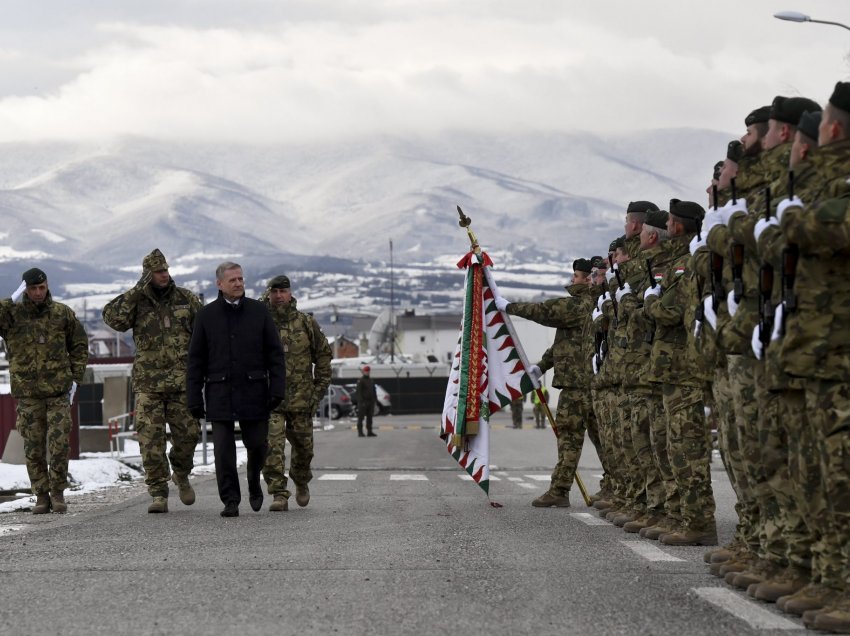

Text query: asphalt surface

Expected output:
[0,410,806,635]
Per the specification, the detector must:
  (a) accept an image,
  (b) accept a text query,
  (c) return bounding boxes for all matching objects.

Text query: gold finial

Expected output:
[456,205,480,253]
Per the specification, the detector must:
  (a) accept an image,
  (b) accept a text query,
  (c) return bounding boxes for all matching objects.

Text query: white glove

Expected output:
[615,282,633,303]
[771,303,784,341]
[727,289,739,318]
[689,234,707,255]
[68,381,78,405]
[591,307,602,322]
[751,324,763,360]
[703,208,723,233]
[644,285,661,300]
[527,364,542,381]
[776,196,804,223]
[494,296,510,312]
[597,292,611,310]
[11,280,26,303]
[754,217,779,242]
[592,356,599,375]
[605,269,615,282]
[703,296,717,331]
[722,199,748,224]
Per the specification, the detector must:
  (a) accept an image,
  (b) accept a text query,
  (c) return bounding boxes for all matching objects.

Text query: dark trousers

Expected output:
[211,420,269,505]
[357,404,374,434]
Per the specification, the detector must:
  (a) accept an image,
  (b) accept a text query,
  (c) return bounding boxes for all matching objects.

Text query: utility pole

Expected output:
[389,239,395,363]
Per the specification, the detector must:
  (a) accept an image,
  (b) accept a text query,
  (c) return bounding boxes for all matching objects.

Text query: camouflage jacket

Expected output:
[0,293,88,399]
[102,279,201,393]
[644,233,703,386]
[265,297,332,411]
[507,283,595,389]
[605,250,644,386]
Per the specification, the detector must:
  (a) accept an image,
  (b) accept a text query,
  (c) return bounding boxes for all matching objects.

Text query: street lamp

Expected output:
[774,10,850,32]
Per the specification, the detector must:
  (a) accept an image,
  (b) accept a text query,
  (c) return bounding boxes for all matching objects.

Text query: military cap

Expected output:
[712,160,724,181]
[745,105,771,126]
[268,275,291,289]
[727,140,744,163]
[22,267,46,286]
[770,96,822,125]
[797,110,822,141]
[626,200,660,214]
[829,81,850,114]
[669,199,705,222]
[590,255,606,269]
[572,258,593,274]
[645,209,669,229]
[142,248,168,272]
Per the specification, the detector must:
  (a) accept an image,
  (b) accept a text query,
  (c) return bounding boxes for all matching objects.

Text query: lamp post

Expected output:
[774,10,850,32]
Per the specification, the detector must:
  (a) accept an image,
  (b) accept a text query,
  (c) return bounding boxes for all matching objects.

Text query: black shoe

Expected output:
[367,431,377,437]
[220,502,239,517]
[358,431,365,437]
[249,492,263,512]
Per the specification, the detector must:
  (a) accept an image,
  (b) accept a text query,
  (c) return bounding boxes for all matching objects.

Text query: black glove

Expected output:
[268,395,283,412]
[189,405,205,420]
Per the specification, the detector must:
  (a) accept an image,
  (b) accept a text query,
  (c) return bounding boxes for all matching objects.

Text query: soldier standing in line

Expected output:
[0,268,88,514]
[260,275,332,512]
[495,258,596,508]
[356,365,378,437]
[103,249,202,514]
[532,384,549,429]
[510,395,524,428]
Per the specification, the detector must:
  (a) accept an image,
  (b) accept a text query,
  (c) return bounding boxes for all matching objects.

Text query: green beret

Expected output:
[798,110,822,141]
[712,160,724,181]
[669,199,705,222]
[22,267,47,285]
[645,209,669,229]
[745,105,771,126]
[142,248,168,272]
[829,81,850,114]
[727,140,744,162]
[590,255,606,269]
[572,258,592,274]
[268,275,291,289]
[770,96,822,125]
[626,200,660,215]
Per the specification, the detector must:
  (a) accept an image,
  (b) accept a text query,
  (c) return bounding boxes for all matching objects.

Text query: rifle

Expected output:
[758,187,774,348]
[709,184,724,312]
[643,258,657,343]
[607,253,620,325]
[781,171,798,334]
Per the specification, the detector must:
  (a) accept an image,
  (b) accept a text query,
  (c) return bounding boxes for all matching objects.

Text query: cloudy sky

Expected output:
[0,0,848,143]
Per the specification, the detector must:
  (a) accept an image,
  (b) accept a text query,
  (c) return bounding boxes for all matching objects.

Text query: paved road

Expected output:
[0,410,804,635]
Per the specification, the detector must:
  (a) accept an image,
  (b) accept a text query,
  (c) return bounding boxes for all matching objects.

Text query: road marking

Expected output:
[693,587,804,630]
[507,477,524,482]
[318,474,358,480]
[457,474,500,481]
[518,483,537,490]
[570,512,610,526]
[390,474,428,481]
[621,541,684,562]
[524,474,550,481]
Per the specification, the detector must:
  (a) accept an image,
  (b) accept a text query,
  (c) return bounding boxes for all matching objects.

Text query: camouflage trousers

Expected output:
[662,383,715,531]
[511,401,523,427]
[16,396,72,495]
[591,387,615,496]
[135,392,200,498]
[630,386,666,517]
[262,410,314,498]
[804,379,850,590]
[613,390,642,512]
[548,389,592,497]
[726,354,762,555]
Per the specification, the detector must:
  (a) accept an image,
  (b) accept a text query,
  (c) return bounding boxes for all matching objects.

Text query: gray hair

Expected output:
[215,261,242,281]
[646,227,668,243]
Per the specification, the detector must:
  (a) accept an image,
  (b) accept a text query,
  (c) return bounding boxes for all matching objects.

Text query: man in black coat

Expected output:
[187,262,286,517]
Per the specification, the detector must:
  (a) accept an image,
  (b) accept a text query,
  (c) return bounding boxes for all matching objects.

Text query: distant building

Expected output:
[328,335,359,359]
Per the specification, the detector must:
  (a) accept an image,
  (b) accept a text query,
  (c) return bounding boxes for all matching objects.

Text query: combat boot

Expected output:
[32,493,51,515]
[660,527,718,547]
[269,495,289,512]
[171,473,196,506]
[750,568,809,603]
[781,584,843,616]
[727,560,778,589]
[641,521,676,540]
[612,511,639,527]
[148,496,168,513]
[704,540,740,564]
[592,499,614,511]
[531,491,570,508]
[604,508,622,521]
[715,554,754,577]
[49,491,67,514]
[813,601,850,634]
[624,514,662,534]
[295,483,310,507]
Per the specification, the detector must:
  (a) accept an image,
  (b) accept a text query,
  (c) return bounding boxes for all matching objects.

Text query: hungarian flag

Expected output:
[441,249,538,499]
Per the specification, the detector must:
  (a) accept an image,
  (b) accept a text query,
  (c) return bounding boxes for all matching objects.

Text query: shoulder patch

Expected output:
[674,266,686,276]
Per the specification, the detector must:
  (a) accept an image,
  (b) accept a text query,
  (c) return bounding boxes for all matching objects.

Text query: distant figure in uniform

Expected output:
[0,267,88,514]
[511,395,524,428]
[533,385,550,429]
[356,365,378,437]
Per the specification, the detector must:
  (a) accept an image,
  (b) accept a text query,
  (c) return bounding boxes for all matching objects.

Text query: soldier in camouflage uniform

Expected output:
[644,199,717,546]
[260,275,332,511]
[102,249,202,514]
[0,268,88,514]
[495,258,596,508]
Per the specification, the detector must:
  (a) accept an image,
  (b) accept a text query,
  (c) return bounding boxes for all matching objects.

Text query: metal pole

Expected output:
[389,239,395,363]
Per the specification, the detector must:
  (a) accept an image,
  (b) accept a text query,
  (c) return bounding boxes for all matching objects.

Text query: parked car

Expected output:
[344,383,391,416]
[316,385,354,420]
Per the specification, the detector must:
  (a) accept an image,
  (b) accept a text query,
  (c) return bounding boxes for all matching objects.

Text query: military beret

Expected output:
[829,81,850,114]
[626,200,660,215]
[797,110,822,141]
[745,105,771,126]
[22,267,46,286]
[669,199,705,222]
[645,209,669,229]
[770,96,822,125]
[142,248,168,272]
[572,258,593,274]
[727,140,744,163]
[590,255,606,269]
[268,275,290,289]
[712,160,724,181]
